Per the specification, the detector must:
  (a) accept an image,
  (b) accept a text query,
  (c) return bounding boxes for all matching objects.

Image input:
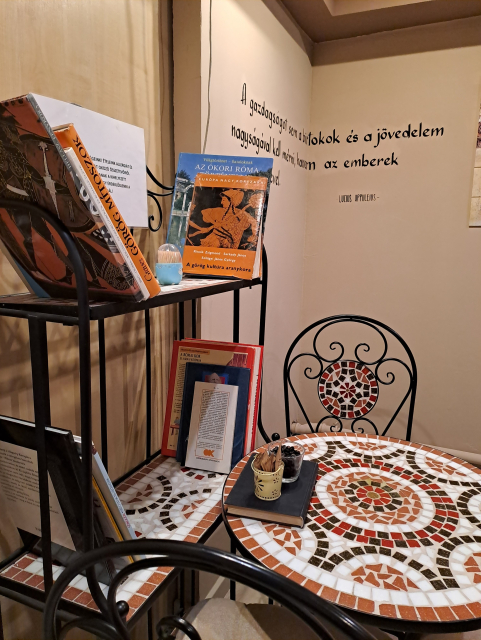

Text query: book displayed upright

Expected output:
[0,94,157,301]
[183,173,268,280]
[177,362,251,472]
[0,415,138,578]
[55,124,159,300]
[161,339,263,457]
[166,153,273,279]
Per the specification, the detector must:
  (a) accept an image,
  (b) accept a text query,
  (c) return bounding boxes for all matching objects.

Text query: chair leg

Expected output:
[0,600,4,640]
[230,539,236,601]
[148,608,154,640]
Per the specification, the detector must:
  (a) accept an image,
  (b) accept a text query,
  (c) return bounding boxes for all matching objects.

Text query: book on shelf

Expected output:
[166,153,273,280]
[0,415,138,580]
[224,454,318,527]
[54,124,159,300]
[0,93,158,301]
[24,94,148,228]
[177,362,251,473]
[161,339,263,457]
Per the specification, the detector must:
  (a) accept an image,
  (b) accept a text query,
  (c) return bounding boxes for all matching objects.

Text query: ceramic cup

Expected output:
[252,456,284,501]
[155,262,182,285]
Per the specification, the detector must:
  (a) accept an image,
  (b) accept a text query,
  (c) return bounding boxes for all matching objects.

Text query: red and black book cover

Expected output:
[0,94,143,301]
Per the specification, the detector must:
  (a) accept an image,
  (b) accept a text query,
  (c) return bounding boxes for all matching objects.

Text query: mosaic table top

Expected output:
[224,434,481,627]
[0,455,224,620]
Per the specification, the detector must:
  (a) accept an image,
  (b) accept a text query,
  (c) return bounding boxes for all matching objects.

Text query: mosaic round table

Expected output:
[223,434,481,635]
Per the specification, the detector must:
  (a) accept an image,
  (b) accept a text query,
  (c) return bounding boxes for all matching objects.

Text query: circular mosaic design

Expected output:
[318,361,378,419]
[225,434,481,627]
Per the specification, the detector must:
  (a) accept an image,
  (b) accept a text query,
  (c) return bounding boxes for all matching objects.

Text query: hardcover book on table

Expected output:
[0,93,158,301]
[166,153,273,279]
[224,455,318,528]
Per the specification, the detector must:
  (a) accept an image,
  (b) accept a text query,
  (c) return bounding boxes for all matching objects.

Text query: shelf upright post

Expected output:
[257,247,269,443]
[191,300,196,339]
[179,302,185,340]
[28,316,53,595]
[233,289,240,344]
[145,309,152,459]
[98,319,108,471]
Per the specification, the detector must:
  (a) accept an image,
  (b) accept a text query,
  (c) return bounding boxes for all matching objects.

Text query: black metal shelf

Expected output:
[0,277,262,322]
[0,198,268,636]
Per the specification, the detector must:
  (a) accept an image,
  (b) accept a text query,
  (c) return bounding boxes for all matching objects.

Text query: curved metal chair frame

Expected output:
[283,315,417,440]
[43,540,378,640]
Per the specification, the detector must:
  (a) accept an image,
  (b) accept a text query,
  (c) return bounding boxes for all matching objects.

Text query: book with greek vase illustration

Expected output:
[0,93,156,301]
[166,153,273,279]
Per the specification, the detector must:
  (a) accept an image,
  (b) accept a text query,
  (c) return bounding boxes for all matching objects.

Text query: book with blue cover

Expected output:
[166,154,273,275]
[176,362,251,472]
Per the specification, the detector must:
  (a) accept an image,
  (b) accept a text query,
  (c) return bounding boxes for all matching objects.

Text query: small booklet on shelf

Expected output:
[176,362,251,473]
[0,93,159,301]
[224,455,318,527]
[166,153,273,280]
[161,339,262,457]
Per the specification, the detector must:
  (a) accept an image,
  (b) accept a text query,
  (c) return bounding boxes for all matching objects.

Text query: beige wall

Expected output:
[306,18,481,452]
[0,1,174,637]
[197,0,313,440]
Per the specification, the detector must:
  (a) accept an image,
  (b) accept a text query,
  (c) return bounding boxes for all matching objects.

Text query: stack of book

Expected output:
[162,339,263,474]
[0,93,159,302]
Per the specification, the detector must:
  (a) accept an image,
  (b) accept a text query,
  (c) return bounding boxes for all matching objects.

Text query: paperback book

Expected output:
[166,153,273,279]
[177,362,250,472]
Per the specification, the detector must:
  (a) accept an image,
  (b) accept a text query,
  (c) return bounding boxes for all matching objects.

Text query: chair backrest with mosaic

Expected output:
[283,315,417,441]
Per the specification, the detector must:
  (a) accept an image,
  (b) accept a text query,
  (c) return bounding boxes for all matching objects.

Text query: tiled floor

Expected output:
[0,454,225,620]
[225,433,481,630]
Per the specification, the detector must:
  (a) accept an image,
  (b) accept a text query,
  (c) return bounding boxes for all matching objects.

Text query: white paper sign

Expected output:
[185,382,238,474]
[33,94,148,228]
[0,440,75,550]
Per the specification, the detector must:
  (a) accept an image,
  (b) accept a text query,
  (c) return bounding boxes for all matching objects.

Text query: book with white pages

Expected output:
[32,94,148,227]
[185,382,238,474]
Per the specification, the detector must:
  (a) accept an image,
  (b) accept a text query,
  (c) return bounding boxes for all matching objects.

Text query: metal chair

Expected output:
[283,315,417,440]
[43,540,381,640]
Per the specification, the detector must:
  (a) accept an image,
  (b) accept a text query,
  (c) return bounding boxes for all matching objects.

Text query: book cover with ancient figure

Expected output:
[166,153,273,258]
[182,174,268,279]
[0,94,144,301]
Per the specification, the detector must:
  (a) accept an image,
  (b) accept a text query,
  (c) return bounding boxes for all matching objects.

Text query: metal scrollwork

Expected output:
[146,166,174,232]
[284,315,417,441]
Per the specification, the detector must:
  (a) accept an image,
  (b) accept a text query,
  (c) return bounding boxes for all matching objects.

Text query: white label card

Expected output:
[0,441,75,550]
[185,382,238,474]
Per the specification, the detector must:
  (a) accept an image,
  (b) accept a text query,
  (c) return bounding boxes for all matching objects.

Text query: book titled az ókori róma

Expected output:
[183,174,268,280]
[0,94,157,301]
[166,153,273,274]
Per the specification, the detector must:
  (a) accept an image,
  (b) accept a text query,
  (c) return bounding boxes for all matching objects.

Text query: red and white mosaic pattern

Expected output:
[0,455,223,620]
[318,361,378,419]
[224,434,481,626]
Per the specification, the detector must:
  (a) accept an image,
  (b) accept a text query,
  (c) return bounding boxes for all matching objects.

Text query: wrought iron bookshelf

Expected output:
[0,194,269,635]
